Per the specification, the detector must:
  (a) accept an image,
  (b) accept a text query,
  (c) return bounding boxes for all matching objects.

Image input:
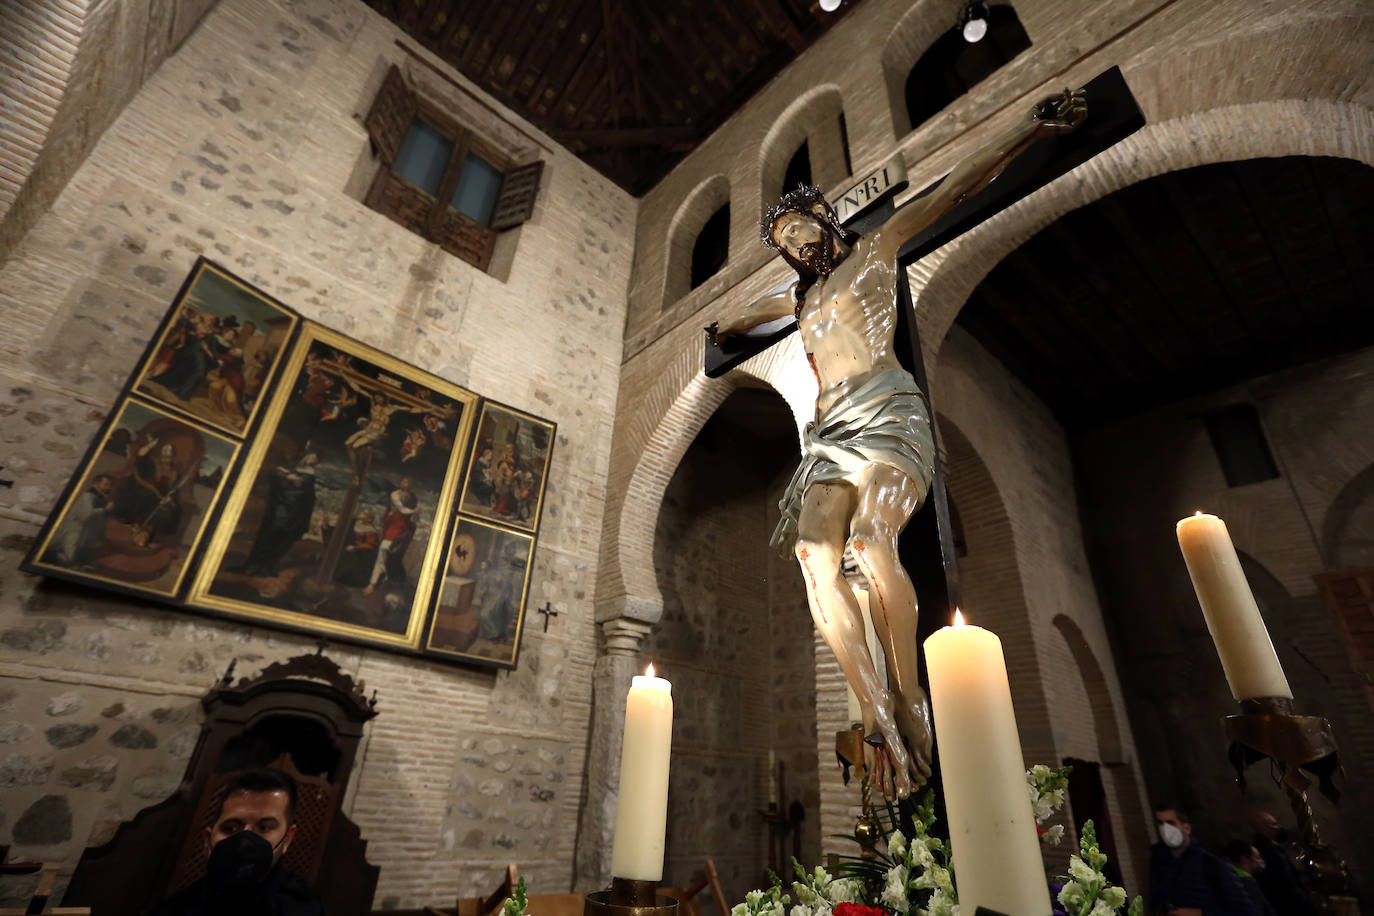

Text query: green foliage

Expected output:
[502,877,529,916]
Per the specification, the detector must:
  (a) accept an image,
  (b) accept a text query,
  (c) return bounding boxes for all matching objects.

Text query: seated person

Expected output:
[146,768,325,916]
[1220,839,1278,916]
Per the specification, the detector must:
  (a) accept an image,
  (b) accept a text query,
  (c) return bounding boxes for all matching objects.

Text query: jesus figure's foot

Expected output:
[864,688,916,800]
[895,686,934,787]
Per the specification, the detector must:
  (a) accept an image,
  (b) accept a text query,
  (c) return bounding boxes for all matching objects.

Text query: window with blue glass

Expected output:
[362,66,544,271]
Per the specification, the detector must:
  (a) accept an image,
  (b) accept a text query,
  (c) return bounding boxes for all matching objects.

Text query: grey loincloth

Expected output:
[770,367,935,556]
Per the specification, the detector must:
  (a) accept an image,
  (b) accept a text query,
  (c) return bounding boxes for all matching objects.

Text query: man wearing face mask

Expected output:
[1147,807,1258,915]
[146,768,327,916]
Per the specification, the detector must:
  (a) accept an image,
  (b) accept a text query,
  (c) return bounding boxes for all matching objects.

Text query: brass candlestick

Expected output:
[585,877,681,916]
[1223,695,1349,895]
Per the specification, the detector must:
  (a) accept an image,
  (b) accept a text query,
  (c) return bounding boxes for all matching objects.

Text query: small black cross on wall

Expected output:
[537,601,558,632]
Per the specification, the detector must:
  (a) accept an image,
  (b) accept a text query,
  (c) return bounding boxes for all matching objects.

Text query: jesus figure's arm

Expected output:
[707,281,798,345]
[873,89,1086,263]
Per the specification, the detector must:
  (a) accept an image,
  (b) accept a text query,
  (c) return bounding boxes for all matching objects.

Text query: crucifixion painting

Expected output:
[708,73,1142,799]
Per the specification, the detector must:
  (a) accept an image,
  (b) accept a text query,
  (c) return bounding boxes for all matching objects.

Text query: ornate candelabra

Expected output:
[1223,695,1349,895]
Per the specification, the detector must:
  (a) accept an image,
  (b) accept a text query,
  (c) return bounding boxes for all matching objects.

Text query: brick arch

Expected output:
[1051,614,1122,762]
[1321,462,1374,570]
[936,409,1054,760]
[595,330,813,626]
[758,84,849,209]
[660,174,732,308]
[0,0,87,222]
[912,95,1374,375]
[879,0,964,139]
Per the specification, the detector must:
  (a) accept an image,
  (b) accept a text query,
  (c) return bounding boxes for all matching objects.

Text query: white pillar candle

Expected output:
[925,611,1050,916]
[1176,512,1292,700]
[610,664,674,881]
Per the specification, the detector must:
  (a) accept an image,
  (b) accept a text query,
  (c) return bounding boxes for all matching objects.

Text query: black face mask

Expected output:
[206,830,281,895]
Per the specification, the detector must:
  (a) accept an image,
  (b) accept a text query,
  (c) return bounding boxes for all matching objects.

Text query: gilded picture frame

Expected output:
[425,516,535,669]
[457,401,556,533]
[188,323,478,650]
[24,397,239,599]
[131,258,298,438]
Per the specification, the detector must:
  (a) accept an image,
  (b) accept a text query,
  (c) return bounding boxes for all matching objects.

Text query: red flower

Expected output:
[834,904,887,916]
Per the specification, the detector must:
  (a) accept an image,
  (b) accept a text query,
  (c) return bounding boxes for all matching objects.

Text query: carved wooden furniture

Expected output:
[64,650,380,916]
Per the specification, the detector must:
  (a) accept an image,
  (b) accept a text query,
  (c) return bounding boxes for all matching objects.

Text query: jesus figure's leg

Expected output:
[795,480,915,799]
[848,462,933,788]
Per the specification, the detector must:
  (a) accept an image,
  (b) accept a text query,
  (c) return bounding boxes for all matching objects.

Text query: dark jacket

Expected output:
[1253,833,1321,916]
[1148,841,1258,915]
[145,864,326,916]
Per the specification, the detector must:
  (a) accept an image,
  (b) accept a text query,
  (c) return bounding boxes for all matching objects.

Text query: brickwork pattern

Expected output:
[0,0,635,906]
[1075,346,1374,899]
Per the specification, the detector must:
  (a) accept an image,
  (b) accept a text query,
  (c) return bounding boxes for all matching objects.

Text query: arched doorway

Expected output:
[649,386,819,902]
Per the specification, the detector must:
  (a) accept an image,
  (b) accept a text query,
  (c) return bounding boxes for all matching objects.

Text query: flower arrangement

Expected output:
[733,766,1142,916]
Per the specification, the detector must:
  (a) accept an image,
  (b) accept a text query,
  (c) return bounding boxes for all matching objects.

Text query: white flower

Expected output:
[788,904,812,916]
[1057,882,1087,909]
[881,865,909,911]
[888,829,908,859]
[746,891,764,909]
[1089,902,1116,916]
[732,903,750,916]
[824,879,859,905]
[1043,824,1065,845]
[1068,855,1097,884]
[1031,764,1052,780]
[1100,885,1126,908]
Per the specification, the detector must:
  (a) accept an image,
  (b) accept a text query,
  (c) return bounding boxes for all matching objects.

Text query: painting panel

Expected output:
[189,323,478,649]
[425,517,535,668]
[457,402,556,533]
[133,259,297,437]
[25,398,239,598]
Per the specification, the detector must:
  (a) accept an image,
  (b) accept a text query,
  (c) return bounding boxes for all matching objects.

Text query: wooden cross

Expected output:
[702,67,1144,814]
[537,600,558,631]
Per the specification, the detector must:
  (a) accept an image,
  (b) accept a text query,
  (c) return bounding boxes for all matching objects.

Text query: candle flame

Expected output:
[645,662,655,678]
[953,608,965,627]
[1195,510,1204,516]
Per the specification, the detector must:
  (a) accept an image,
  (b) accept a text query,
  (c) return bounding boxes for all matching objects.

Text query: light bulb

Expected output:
[962,17,988,42]
[819,0,842,11]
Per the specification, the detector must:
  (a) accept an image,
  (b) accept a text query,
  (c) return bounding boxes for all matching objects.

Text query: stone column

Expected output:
[573,612,657,891]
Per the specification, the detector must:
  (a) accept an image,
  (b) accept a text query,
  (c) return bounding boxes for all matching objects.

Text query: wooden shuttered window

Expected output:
[362,66,543,272]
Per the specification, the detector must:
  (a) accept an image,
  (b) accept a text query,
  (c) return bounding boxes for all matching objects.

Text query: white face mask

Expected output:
[1158,822,1186,848]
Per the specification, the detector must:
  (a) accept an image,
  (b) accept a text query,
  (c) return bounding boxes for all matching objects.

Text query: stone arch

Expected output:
[911,96,1374,374]
[758,84,849,208]
[595,331,812,629]
[661,174,731,309]
[1051,615,1122,763]
[936,409,1054,760]
[1322,463,1374,570]
[880,0,963,139]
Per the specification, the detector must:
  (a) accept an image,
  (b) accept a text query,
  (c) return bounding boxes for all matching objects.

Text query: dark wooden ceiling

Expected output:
[955,156,1374,431]
[363,0,859,195]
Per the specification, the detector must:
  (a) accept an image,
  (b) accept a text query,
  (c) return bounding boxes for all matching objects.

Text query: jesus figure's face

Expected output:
[772,210,835,276]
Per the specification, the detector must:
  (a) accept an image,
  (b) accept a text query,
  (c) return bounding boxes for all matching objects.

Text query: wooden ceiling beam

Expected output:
[634,0,713,115]
[523,0,602,113]
[480,0,543,88]
[748,0,808,52]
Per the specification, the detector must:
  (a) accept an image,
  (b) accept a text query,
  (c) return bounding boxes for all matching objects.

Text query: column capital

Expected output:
[601,618,653,657]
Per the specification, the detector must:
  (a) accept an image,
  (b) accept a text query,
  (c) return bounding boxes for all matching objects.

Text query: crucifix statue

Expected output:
[707,77,1138,800]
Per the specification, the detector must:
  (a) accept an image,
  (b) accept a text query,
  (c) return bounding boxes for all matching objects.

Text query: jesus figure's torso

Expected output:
[797,229,904,418]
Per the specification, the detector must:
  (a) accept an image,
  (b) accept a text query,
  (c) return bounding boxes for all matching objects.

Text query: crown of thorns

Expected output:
[760,184,839,251]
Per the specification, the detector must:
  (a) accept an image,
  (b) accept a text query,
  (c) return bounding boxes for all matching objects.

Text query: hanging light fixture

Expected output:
[819,0,842,11]
[959,0,990,42]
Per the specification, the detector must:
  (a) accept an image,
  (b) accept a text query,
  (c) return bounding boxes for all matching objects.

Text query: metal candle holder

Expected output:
[1223,695,1348,894]
[585,878,681,916]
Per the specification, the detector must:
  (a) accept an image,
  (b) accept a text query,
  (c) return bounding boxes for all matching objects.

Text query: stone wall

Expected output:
[647,389,817,903]
[0,0,635,906]
[1075,345,1374,903]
